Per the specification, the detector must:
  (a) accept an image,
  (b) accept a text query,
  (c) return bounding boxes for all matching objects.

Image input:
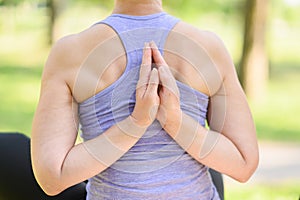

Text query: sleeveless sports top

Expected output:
[78,12,220,200]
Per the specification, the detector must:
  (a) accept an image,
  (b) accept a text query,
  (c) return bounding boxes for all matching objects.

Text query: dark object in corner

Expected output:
[0,133,87,200]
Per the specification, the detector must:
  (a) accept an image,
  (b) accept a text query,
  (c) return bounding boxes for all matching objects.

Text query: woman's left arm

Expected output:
[152,38,259,182]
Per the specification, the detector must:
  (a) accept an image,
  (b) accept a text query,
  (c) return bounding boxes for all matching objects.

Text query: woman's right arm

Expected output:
[31,40,158,196]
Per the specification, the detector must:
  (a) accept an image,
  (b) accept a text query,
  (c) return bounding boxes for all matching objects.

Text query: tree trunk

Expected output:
[47,0,55,44]
[239,0,269,101]
[46,0,65,44]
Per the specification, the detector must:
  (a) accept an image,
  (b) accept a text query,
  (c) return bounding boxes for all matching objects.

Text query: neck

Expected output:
[113,0,163,16]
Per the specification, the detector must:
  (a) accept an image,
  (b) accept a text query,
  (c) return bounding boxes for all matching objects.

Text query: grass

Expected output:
[0,64,42,136]
[225,183,300,200]
[252,67,300,141]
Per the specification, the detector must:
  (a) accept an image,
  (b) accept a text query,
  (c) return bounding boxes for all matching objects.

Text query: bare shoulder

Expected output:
[166,21,236,96]
[173,21,235,77]
[42,23,117,82]
[174,22,217,41]
[46,24,115,70]
[174,21,228,55]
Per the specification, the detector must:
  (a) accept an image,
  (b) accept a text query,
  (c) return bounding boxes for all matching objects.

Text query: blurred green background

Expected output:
[0,0,299,199]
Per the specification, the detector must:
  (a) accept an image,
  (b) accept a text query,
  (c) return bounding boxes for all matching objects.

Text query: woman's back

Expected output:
[70,13,223,104]
[77,12,219,200]
[31,1,258,198]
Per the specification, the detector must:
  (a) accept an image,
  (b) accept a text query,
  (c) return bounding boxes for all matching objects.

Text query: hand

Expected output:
[131,43,160,127]
[150,42,182,130]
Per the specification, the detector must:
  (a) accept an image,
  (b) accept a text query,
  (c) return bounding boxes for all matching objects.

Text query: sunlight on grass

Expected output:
[0,32,48,67]
[0,66,41,136]
[269,19,300,65]
[251,71,300,141]
[225,182,300,200]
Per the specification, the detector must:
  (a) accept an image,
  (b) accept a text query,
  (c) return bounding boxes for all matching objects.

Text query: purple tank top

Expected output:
[78,12,220,200]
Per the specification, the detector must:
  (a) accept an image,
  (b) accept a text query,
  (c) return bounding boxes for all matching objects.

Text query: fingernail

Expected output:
[152,68,158,72]
[150,41,154,47]
[151,41,158,48]
[144,42,148,48]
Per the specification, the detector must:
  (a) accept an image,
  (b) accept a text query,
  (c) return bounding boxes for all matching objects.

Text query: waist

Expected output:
[86,155,216,200]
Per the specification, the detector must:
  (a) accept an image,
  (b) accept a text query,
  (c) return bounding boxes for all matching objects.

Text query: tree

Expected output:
[46,0,113,44]
[46,0,67,44]
[239,0,269,101]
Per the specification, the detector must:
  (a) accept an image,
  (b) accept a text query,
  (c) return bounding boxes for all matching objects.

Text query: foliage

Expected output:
[163,0,244,19]
[0,0,35,6]
[272,0,300,23]
[0,0,23,6]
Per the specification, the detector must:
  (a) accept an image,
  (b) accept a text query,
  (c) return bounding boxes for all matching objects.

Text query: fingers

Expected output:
[146,68,159,94]
[150,41,176,87]
[149,41,179,98]
[158,65,180,98]
[137,43,152,90]
[142,42,152,69]
[150,41,167,67]
[138,41,179,99]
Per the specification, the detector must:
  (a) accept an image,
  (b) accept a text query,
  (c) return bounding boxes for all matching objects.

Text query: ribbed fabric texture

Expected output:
[78,12,220,200]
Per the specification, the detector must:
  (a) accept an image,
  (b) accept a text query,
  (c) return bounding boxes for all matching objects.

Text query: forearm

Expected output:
[35,116,146,196]
[164,112,256,182]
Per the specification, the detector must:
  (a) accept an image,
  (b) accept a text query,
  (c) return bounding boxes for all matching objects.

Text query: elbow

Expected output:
[31,158,66,195]
[36,175,66,196]
[236,152,259,183]
[32,166,65,196]
[40,183,65,196]
[235,169,256,183]
[43,187,63,197]
[31,145,67,196]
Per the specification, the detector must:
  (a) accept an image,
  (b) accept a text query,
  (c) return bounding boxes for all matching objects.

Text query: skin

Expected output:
[31,0,259,196]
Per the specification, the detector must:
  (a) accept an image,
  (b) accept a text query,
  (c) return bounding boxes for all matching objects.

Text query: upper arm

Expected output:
[206,33,259,165]
[31,36,79,184]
